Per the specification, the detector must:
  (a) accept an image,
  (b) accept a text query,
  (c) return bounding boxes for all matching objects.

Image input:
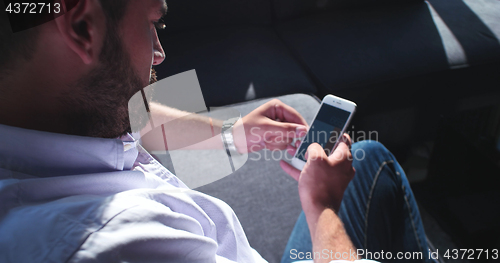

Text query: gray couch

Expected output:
[155,0,500,107]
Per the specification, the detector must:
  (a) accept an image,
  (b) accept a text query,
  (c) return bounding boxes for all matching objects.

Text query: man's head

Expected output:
[0,0,166,138]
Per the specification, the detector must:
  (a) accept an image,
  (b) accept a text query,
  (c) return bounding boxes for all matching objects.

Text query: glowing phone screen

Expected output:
[296,104,351,161]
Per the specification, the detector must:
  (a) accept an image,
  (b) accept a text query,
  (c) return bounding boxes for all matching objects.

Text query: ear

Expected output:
[54,0,106,64]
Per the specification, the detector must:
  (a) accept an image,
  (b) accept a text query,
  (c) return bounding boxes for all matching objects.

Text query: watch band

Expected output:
[221,117,240,155]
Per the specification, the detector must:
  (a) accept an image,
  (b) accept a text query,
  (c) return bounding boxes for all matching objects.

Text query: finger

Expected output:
[263,136,294,145]
[274,101,308,127]
[329,140,353,164]
[266,121,308,139]
[286,145,297,156]
[265,141,291,151]
[287,140,302,156]
[306,143,328,162]
[341,133,352,149]
[280,160,301,181]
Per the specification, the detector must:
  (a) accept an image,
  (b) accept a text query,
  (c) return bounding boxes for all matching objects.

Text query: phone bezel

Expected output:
[290,94,357,170]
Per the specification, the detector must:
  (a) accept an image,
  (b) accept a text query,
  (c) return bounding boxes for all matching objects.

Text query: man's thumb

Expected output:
[306,143,326,162]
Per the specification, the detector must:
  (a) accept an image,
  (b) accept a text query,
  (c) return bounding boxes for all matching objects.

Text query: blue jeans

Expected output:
[282,141,431,263]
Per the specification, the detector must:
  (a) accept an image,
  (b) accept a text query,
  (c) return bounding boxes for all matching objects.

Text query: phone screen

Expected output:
[296,104,351,162]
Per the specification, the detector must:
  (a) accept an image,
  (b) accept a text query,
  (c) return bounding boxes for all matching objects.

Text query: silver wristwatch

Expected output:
[221,117,241,155]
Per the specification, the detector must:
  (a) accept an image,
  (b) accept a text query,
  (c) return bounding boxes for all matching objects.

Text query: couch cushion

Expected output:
[155,27,317,106]
[272,0,423,21]
[163,0,272,33]
[274,2,449,91]
[427,0,500,67]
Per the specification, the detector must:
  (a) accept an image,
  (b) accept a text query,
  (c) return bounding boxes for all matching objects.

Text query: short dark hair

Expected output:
[0,0,130,78]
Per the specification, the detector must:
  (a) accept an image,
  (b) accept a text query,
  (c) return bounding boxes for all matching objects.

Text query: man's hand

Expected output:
[280,135,355,238]
[233,99,308,153]
[281,135,357,262]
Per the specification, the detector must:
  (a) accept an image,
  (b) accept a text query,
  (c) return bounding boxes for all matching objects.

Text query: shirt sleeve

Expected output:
[68,193,263,263]
[68,205,217,262]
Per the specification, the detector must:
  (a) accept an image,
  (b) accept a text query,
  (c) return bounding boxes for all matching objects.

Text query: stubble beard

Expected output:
[60,25,156,139]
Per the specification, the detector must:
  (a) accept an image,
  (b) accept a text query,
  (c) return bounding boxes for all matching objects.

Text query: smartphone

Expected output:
[291,94,357,170]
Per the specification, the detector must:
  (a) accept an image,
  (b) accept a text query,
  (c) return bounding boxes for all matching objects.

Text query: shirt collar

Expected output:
[0,124,138,177]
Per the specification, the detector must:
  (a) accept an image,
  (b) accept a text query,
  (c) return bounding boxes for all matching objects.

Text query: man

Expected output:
[0,0,431,262]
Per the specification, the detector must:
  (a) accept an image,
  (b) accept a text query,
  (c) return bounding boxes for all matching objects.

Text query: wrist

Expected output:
[304,205,333,239]
[300,195,342,232]
[299,188,342,213]
[232,119,247,154]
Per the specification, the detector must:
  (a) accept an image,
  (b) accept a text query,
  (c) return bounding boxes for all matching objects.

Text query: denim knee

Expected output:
[351,140,394,164]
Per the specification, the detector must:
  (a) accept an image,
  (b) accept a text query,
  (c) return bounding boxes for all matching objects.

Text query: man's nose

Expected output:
[152,30,166,66]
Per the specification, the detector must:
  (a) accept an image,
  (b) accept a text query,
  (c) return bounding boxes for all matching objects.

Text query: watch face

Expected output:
[222,117,240,132]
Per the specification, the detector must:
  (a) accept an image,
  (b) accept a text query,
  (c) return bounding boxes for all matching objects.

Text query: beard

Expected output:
[59,26,158,139]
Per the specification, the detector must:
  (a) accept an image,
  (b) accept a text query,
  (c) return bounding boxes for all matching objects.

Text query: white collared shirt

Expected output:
[0,124,266,263]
